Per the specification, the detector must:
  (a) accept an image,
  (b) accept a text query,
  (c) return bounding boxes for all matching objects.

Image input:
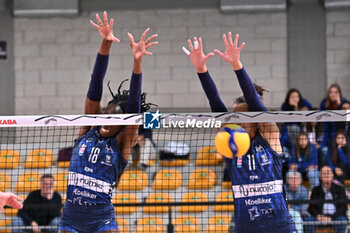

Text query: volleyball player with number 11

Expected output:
[183,32,296,233]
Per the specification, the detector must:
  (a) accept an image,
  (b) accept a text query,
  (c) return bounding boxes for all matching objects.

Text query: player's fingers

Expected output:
[146,41,158,49]
[127,32,135,44]
[203,52,214,63]
[187,39,194,51]
[145,34,158,44]
[198,37,203,51]
[233,33,239,47]
[12,195,23,202]
[110,18,114,29]
[141,28,150,42]
[96,14,103,26]
[193,37,199,50]
[12,201,23,209]
[214,49,225,58]
[228,32,234,46]
[103,11,108,25]
[90,20,99,30]
[223,34,229,48]
[8,197,23,209]
[145,51,153,56]
[238,42,246,51]
[112,36,120,43]
[182,46,190,56]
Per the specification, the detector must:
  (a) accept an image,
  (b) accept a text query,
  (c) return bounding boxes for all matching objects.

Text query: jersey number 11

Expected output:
[247,154,256,170]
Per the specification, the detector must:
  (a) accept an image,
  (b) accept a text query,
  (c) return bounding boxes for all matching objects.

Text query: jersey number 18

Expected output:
[88,147,100,163]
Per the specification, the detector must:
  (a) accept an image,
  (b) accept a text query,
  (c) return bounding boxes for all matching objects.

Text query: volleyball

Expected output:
[215,124,250,158]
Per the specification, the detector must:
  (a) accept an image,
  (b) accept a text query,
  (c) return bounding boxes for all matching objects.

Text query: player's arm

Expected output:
[214,33,266,112]
[183,37,227,112]
[215,33,282,152]
[121,28,158,161]
[78,11,120,137]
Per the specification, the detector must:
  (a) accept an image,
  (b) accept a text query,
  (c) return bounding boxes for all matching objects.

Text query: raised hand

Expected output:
[0,192,23,212]
[90,11,120,43]
[183,37,214,73]
[214,32,245,71]
[127,28,158,61]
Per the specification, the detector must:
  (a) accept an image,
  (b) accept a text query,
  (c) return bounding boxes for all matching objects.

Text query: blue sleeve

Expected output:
[308,144,318,166]
[87,53,109,101]
[280,123,291,148]
[281,102,288,111]
[340,97,349,108]
[288,148,297,164]
[337,148,350,167]
[197,71,228,112]
[298,159,307,173]
[125,73,142,113]
[320,99,326,110]
[321,122,329,147]
[234,67,267,111]
[302,98,312,110]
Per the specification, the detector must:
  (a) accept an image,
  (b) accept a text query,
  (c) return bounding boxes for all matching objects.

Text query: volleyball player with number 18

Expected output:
[59,11,157,233]
[183,33,296,233]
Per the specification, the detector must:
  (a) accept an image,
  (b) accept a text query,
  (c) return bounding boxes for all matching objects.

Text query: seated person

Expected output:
[289,132,319,189]
[285,170,310,218]
[12,174,62,233]
[304,166,348,233]
[280,88,312,151]
[339,101,350,139]
[319,84,348,166]
[329,130,350,184]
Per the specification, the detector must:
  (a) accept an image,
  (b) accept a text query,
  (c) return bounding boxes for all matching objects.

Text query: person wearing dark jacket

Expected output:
[304,166,348,233]
[12,174,62,233]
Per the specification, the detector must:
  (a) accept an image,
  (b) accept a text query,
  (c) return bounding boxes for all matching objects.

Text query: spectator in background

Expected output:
[285,170,310,218]
[289,132,319,189]
[281,88,312,150]
[329,130,350,183]
[304,165,348,233]
[319,84,348,166]
[339,101,350,139]
[12,174,62,233]
[280,89,312,180]
[285,170,309,233]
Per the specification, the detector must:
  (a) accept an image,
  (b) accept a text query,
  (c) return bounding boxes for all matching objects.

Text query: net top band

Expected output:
[0,110,349,127]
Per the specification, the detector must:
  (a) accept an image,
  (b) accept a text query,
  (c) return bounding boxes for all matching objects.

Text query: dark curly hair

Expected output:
[234,83,268,105]
[107,79,155,113]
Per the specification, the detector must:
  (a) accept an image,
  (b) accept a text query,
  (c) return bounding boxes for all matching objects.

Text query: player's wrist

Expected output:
[196,65,207,73]
[232,61,243,71]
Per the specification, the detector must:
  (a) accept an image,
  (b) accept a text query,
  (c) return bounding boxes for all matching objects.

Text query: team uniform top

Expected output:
[226,130,293,229]
[197,67,296,232]
[66,127,127,206]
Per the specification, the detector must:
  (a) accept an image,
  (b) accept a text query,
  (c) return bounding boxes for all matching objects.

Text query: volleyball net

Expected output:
[0,110,349,233]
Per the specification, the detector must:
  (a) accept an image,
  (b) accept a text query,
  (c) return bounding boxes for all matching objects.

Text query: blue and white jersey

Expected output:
[66,127,128,206]
[227,130,296,232]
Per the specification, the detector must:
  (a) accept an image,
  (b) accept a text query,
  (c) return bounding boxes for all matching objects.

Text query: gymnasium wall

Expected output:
[13,8,350,114]
[13,9,287,114]
[326,11,350,99]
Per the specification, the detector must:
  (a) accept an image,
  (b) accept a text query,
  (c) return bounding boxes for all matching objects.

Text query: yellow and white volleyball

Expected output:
[215,124,250,158]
